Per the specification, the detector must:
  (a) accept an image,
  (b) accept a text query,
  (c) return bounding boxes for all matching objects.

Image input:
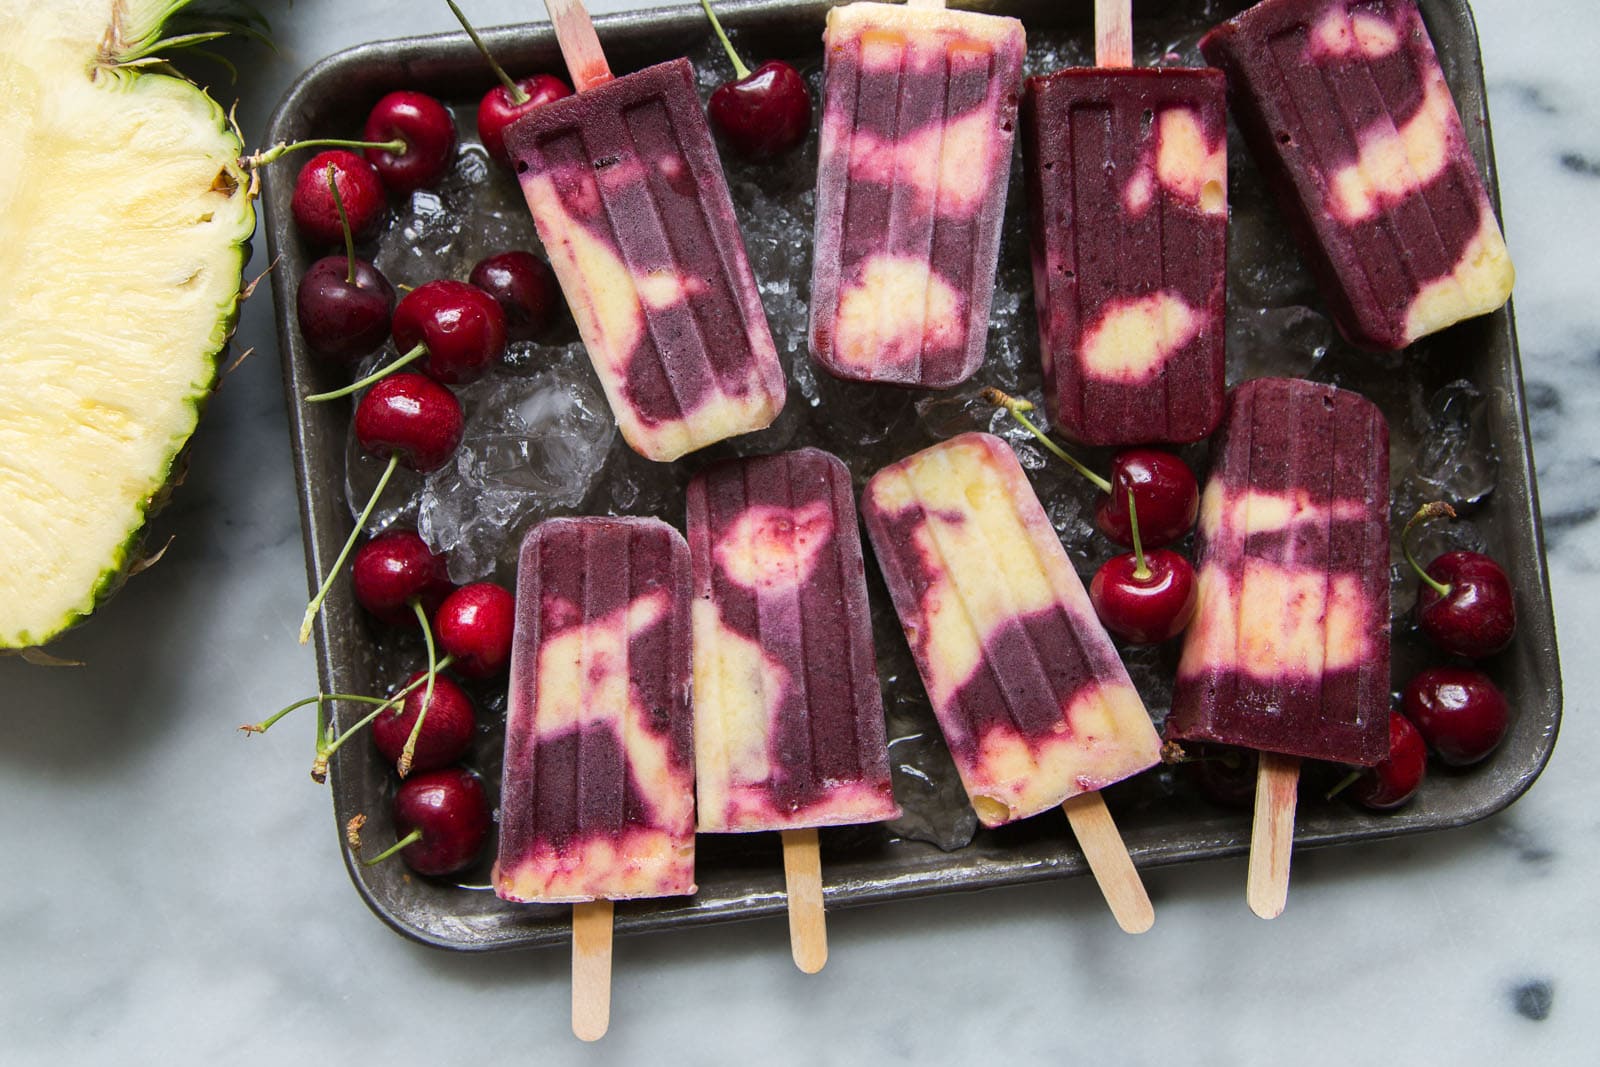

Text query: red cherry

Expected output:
[709,61,812,159]
[1403,667,1509,767]
[468,251,560,341]
[350,530,454,627]
[362,91,457,192]
[1090,547,1197,644]
[1347,712,1427,811]
[1190,744,1259,809]
[392,279,508,385]
[700,0,810,159]
[1402,503,1516,658]
[477,74,572,167]
[1095,450,1199,549]
[296,255,395,360]
[353,373,465,473]
[385,767,491,876]
[436,582,515,678]
[1417,551,1516,659]
[372,672,476,772]
[291,150,385,246]
[445,0,572,168]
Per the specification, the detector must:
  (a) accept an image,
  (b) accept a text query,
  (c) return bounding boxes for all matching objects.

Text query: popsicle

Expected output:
[1201,0,1514,350]
[807,0,1025,388]
[504,0,786,463]
[1022,0,1227,445]
[1166,377,1390,918]
[862,432,1161,931]
[495,515,695,1040]
[687,448,900,971]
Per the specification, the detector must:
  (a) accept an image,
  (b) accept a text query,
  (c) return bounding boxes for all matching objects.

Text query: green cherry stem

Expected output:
[1325,770,1362,801]
[299,454,400,644]
[981,388,1113,494]
[310,658,458,782]
[699,0,751,80]
[245,137,406,168]
[1127,490,1151,582]
[360,828,423,866]
[1402,501,1457,598]
[326,163,357,284]
[397,599,439,778]
[445,0,529,103]
[304,343,427,402]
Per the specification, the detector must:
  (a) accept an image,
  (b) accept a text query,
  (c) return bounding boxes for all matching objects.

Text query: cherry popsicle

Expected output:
[505,0,786,463]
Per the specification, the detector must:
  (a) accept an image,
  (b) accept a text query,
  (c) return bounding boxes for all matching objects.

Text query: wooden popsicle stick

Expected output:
[1061,791,1154,934]
[1247,753,1301,920]
[543,0,613,92]
[571,900,614,1042]
[781,828,829,974]
[1095,0,1134,68]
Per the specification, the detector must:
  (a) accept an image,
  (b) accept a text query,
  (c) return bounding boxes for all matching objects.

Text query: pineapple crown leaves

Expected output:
[101,0,274,81]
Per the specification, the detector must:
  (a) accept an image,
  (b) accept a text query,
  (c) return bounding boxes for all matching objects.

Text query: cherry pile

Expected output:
[982,389,1200,646]
[1319,502,1518,813]
[245,13,574,877]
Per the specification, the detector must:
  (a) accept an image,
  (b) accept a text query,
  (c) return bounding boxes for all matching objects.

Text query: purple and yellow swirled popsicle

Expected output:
[504,59,786,462]
[494,517,696,904]
[1022,66,1228,445]
[807,2,1025,388]
[1201,0,1513,350]
[687,448,900,834]
[1167,377,1391,766]
[862,433,1161,827]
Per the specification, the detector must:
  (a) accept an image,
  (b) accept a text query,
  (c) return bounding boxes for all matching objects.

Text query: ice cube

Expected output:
[417,359,615,583]
[1410,379,1499,506]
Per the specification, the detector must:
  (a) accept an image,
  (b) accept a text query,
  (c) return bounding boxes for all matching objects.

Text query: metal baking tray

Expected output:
[262,0,1561,951]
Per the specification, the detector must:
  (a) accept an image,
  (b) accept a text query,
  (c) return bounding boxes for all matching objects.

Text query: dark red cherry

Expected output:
[1090,548,1197,644]
[1190,744,1259,809]
[1403,667,1509,767]
[1417,551,1516,659]
[387,767,491,876]
[1348,711,1427,811]
[296,255,396,360]
[478,74,572,167]
[372,672,476,772]
[469,251,560,341]
[445,0,572,168]
[436,582,515,678]
[362,91,457,192]
[700,0,810,159]
[353,373,464,473]
[709,61,812,159]
[291,150,386,246]
[392,279,507,385]
[1095,450,1199,549]
[350,530,454,626]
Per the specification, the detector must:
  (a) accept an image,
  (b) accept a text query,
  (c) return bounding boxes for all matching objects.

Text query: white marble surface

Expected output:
[2,1,1595,1062]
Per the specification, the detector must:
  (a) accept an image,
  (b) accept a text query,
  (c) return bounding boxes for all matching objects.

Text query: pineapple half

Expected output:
[0,0,256,649]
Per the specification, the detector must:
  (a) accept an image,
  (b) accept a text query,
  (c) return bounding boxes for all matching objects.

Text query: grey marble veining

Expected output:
[1,1,1596,1063]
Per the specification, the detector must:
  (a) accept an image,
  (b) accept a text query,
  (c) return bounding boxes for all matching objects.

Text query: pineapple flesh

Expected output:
[0,0,255,648]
